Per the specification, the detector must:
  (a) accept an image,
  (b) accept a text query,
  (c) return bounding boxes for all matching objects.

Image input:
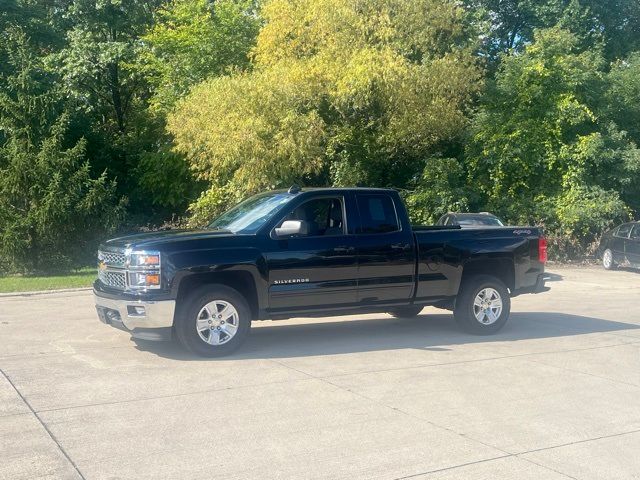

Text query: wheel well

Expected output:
[175,271,259,319]
[461,258,515,291]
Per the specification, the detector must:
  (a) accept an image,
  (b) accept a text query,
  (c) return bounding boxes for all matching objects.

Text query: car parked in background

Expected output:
[436,212,504,227]
[597,221,640,270]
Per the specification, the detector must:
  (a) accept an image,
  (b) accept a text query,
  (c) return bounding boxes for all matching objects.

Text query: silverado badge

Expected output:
[273,278,310,285]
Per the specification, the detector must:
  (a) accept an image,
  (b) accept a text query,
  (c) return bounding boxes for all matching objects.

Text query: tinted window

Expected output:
[208,192,293,233]
[277,197,344,237]
[457,215,504,226]
[616,224,633,238]
[631,225,640,239]
[357,194,399,234]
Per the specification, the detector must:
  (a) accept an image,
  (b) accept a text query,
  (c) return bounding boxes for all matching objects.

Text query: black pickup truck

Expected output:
[94,187,548,356]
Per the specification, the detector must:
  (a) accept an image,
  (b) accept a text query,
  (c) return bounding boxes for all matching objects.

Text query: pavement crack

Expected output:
[0,368,86,480]
[391,454,513,479]
[517,428,640,456]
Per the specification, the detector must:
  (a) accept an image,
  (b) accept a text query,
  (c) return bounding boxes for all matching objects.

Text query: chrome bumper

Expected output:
[94,293,175,341]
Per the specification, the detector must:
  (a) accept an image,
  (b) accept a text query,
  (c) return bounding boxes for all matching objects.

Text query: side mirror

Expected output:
[275,220,307,237]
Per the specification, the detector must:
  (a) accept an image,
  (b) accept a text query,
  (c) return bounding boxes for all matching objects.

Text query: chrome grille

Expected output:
[99,250,126,267]
[98,270,126,289]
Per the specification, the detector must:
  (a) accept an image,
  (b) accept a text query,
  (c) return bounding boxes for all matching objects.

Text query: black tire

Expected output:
[388,305,424,319]
[175,284,251,357]
[454,275,511,335]
[602,248,616,270]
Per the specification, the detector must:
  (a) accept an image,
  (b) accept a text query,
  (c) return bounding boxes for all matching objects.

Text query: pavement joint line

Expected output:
[314,339,640,380]
[391,454,512,479]
[392,453,577,480]
[0,411,34,419]
[508,456,579,480]
[0,344,140,360]
[269,358,516,464]
[0,287,92,298]
[273,351,640,480]
[6,340,640,414]
[0,368,86,480]
[523,355,640,390]
[390,424,640,480]
[33,376,319,414]
[515,427,640,456]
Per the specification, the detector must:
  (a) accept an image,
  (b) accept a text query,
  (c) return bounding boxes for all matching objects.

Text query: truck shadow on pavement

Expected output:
[133,311,639,360]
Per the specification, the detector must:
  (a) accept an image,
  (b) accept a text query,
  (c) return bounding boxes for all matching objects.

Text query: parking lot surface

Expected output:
[1,265,640,479]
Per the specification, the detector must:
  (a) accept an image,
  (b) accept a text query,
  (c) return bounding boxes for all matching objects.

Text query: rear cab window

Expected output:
[616,224,632,238]
[356,194,400,234]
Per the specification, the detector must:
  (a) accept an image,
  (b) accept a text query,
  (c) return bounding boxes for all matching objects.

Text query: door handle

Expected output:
[334,246,355,254]
[391,243,411,251]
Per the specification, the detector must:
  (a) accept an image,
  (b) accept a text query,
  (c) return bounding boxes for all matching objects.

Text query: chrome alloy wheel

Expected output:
[196,300,239,345]
[603,249,613,269]
[473,288,503,325]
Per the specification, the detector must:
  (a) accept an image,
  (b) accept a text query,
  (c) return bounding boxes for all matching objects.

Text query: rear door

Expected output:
[354,192,415,305]
[626,225,640,266]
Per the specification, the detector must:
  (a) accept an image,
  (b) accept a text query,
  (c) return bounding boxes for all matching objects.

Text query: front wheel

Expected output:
[454,275,511,335]
[602,248,616,270]
[175,284,251,357]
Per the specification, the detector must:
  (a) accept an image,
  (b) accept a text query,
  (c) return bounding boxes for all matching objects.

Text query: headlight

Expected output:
[128,272,161,289]
[127,250,161,289]
[129,252,160,267]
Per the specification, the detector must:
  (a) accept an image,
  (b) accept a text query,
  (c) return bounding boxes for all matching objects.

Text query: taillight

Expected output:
[538,236,547,264]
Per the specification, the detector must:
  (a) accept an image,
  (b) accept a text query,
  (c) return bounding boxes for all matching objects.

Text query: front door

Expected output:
[265,195,358,315]
[354,193,415,305]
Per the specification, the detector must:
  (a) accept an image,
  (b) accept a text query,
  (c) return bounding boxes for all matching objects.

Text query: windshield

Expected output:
[208,192,293,233]
[457,215,504,226]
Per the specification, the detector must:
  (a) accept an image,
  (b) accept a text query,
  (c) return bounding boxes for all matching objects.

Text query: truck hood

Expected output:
[101,229,237,250]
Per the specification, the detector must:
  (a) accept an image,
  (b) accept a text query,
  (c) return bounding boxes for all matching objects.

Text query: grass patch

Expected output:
[0,268,96,293]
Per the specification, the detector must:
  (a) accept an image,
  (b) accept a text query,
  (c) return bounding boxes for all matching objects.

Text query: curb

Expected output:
[0,287,93,298]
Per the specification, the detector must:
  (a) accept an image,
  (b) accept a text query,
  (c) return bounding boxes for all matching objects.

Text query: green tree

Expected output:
[141,0,261,113]
[605,53,640,149]
[467,27,638,255]
[128,0,261,218]
[403,157,471,225]
[0,29,124,273]
[169,0,482,223]
[466,0,640,65]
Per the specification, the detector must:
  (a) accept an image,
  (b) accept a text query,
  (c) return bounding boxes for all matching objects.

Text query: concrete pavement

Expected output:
[1,265,639,479]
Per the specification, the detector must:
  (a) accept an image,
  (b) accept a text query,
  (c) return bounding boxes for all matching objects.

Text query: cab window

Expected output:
[616,224,632,238]
[356,194,400,234]
[276,197,345,237]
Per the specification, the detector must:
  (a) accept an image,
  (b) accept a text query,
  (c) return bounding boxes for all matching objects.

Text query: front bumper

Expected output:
[94,292,175,341]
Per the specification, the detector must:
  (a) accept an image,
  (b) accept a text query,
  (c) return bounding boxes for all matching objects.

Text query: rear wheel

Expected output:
[388,305,423,319]
[454,275,510,335]
[602,249,616,270]
[175,284,251,357]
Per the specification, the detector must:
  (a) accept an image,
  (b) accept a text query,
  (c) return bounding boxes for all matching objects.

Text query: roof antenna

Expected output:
[288,185,301,194]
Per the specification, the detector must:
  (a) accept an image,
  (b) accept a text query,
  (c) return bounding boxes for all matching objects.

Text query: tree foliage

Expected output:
[169,0,482,222]
[141,0,261,113]
[0,29,123,273]
[466,27,639,255]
